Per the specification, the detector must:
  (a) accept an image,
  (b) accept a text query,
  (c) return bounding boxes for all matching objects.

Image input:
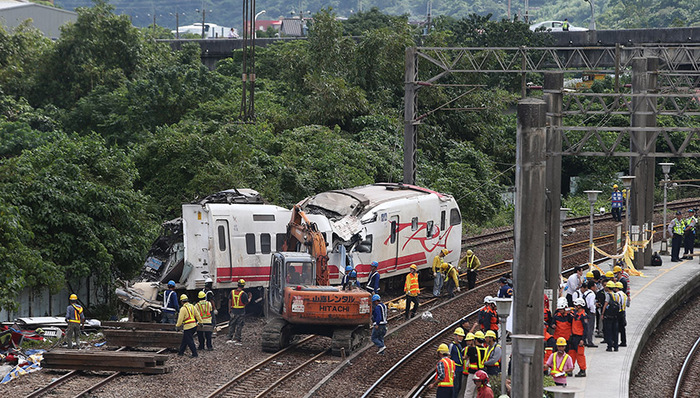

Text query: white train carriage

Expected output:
[300,183,462,284]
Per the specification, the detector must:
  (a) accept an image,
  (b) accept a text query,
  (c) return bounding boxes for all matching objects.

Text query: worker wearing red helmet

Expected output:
[472,370,494,398]
[429,343,456,398]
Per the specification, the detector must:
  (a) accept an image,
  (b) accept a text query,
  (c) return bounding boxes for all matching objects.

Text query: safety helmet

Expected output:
[689,209,695,213]
[69,294,78,301]
[437,343,450,354]
[180,294,188,301]
[372,294,381,302]
[557,298,568,310]
[573,298,585,307]
[677,210,683,215]
[465,333,475,341]
[467,249,474,256]
[613,265,622,273]
[485,330,497,339]
[168,280,176,287]
[499,276,508,284]
[473,370,489,382]
[615,281,623,289]
[198,291,206,299]
[441,262,449,270]
[349,270,357,278]
[613,184,618,189]
[454,327,465,337]
[345,265,353,272]
[484,295,494,304]
[474,331,485,340]
[238,279,246,287]
[371,261,378,267]
[410,264,417,270]
[605,271,615,278]
[556,337,567,346]
[586,271,594,279]
[441,249,449,256]
[606,281,616,288]
[204,277,213,284]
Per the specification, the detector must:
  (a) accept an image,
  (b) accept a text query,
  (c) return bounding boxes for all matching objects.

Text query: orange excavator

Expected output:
[261,205,371,355]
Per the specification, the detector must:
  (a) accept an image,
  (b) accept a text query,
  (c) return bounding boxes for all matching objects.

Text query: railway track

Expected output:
[462,198,700,248]
[673,334,700,398]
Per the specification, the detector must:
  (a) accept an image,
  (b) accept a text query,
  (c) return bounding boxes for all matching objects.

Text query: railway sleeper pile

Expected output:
[102,328,181,349]
[42,349,172,374]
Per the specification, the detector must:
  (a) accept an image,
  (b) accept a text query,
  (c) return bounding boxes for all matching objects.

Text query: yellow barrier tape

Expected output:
[591,235,646,277]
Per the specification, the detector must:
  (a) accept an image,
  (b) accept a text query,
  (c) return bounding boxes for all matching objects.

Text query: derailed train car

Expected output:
[116,183,461,318]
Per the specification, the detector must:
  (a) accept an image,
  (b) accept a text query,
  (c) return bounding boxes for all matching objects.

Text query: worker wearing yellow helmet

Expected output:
[545,337,574,386]
[611,183,623,222]
[176,293,202,357]
[64,293,84,349]
[449,328,466,394]
[432,249,450,297]
[196,290,214,351]
[483,330,502,376]
[442,262,461,298]
[462,329,481,397]
[429,343,456,396]
[602,280,621,351]
[404,264,420,320]
[458,249,481,290]
[227,279,251,343]
[614,280,629,348]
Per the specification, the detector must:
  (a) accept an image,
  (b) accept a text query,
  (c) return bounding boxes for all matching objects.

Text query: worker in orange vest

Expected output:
[404,264,420,319]
[429,344,456,398]
[196,291,214,351]
[227,279,251,343]
[569,298,588,377]
[176,294,202,357]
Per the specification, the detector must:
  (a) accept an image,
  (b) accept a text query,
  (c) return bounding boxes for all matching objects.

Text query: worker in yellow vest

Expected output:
[429,344,456,398]
[404,264,420,320]
[196,291,214,351]
[64,294,84,349]
[176,294,202,357]
[227,279,251,343]
[545,337,574,386]
[458,250,481,290]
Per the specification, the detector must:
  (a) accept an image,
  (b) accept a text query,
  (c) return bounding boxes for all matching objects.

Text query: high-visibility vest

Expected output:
[687,216,697,232]
[674,219,686,235]
[182,303,197,325]
[435,357,455,387]
[449,342,464,367]
[476,346,487,369]
[551,352,571,375]
[68,304,83,323]
[466,255,478,269]
[485,344,500,368]
[405,273,419,296]
[231,290,246,309]
[196,300,212,321]
[488,307,499,331]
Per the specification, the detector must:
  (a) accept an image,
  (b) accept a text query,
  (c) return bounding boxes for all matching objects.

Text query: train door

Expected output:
[389,214,400,271]
[214,219,233,282]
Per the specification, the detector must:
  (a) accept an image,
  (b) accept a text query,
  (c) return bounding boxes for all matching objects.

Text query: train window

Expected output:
[218,225,227,251]
[261,233,271,254]
[411,217,418,231]
[450,209,461,226]
[245,233,256,254]
[276,233,286,251]
[440,211,446,230]
[426,221,434,238]
[357,235,373,253]
[390,221,397,243]
[253,214,275,222]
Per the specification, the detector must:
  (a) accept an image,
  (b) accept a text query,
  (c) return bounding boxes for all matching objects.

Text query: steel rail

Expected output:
[25,370,80,398]
[206,335,317,398]
[673,334,700,398]
[253,349,331,398]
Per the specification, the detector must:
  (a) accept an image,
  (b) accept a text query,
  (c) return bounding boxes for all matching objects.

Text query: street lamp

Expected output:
[621,175,636,241]
[660,163,674,255]
[254,10,266,38]
[584,191,601,268]
[583,0,596,30]
[511,334,542,398]
[492,297,512,397]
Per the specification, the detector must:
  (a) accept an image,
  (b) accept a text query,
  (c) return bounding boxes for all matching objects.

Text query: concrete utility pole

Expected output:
[544,72,563,290]
[512,98,546,398]
[403,47,418,185]
[630,57,658,269]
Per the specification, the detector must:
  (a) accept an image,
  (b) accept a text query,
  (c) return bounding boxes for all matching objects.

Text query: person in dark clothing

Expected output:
[371,294,387,354]
[366,261,381,294]
[669,211,686,262]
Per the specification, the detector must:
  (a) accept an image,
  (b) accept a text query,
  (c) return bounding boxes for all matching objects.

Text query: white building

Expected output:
[0,0,77,38]
[174,22,237,38]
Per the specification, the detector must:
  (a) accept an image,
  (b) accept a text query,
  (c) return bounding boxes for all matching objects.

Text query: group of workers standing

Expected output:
[668,208,697,262]
[160,278,250,357]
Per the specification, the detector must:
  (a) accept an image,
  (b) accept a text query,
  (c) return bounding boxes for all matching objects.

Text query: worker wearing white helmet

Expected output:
[458,249,480,290]
[477,296,498,338]
[202,277,217,327]
[569,298,588,378]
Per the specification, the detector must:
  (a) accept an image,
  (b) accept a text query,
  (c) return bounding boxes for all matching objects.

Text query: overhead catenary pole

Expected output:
[544,72,563,291]
[512,98,546,398]
[403,47,418,184]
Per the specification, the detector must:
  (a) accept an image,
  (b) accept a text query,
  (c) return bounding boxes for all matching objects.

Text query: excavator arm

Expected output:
[282,205,330,286]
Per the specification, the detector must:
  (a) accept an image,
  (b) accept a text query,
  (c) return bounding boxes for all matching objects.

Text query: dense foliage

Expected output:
[0,2,697,312]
